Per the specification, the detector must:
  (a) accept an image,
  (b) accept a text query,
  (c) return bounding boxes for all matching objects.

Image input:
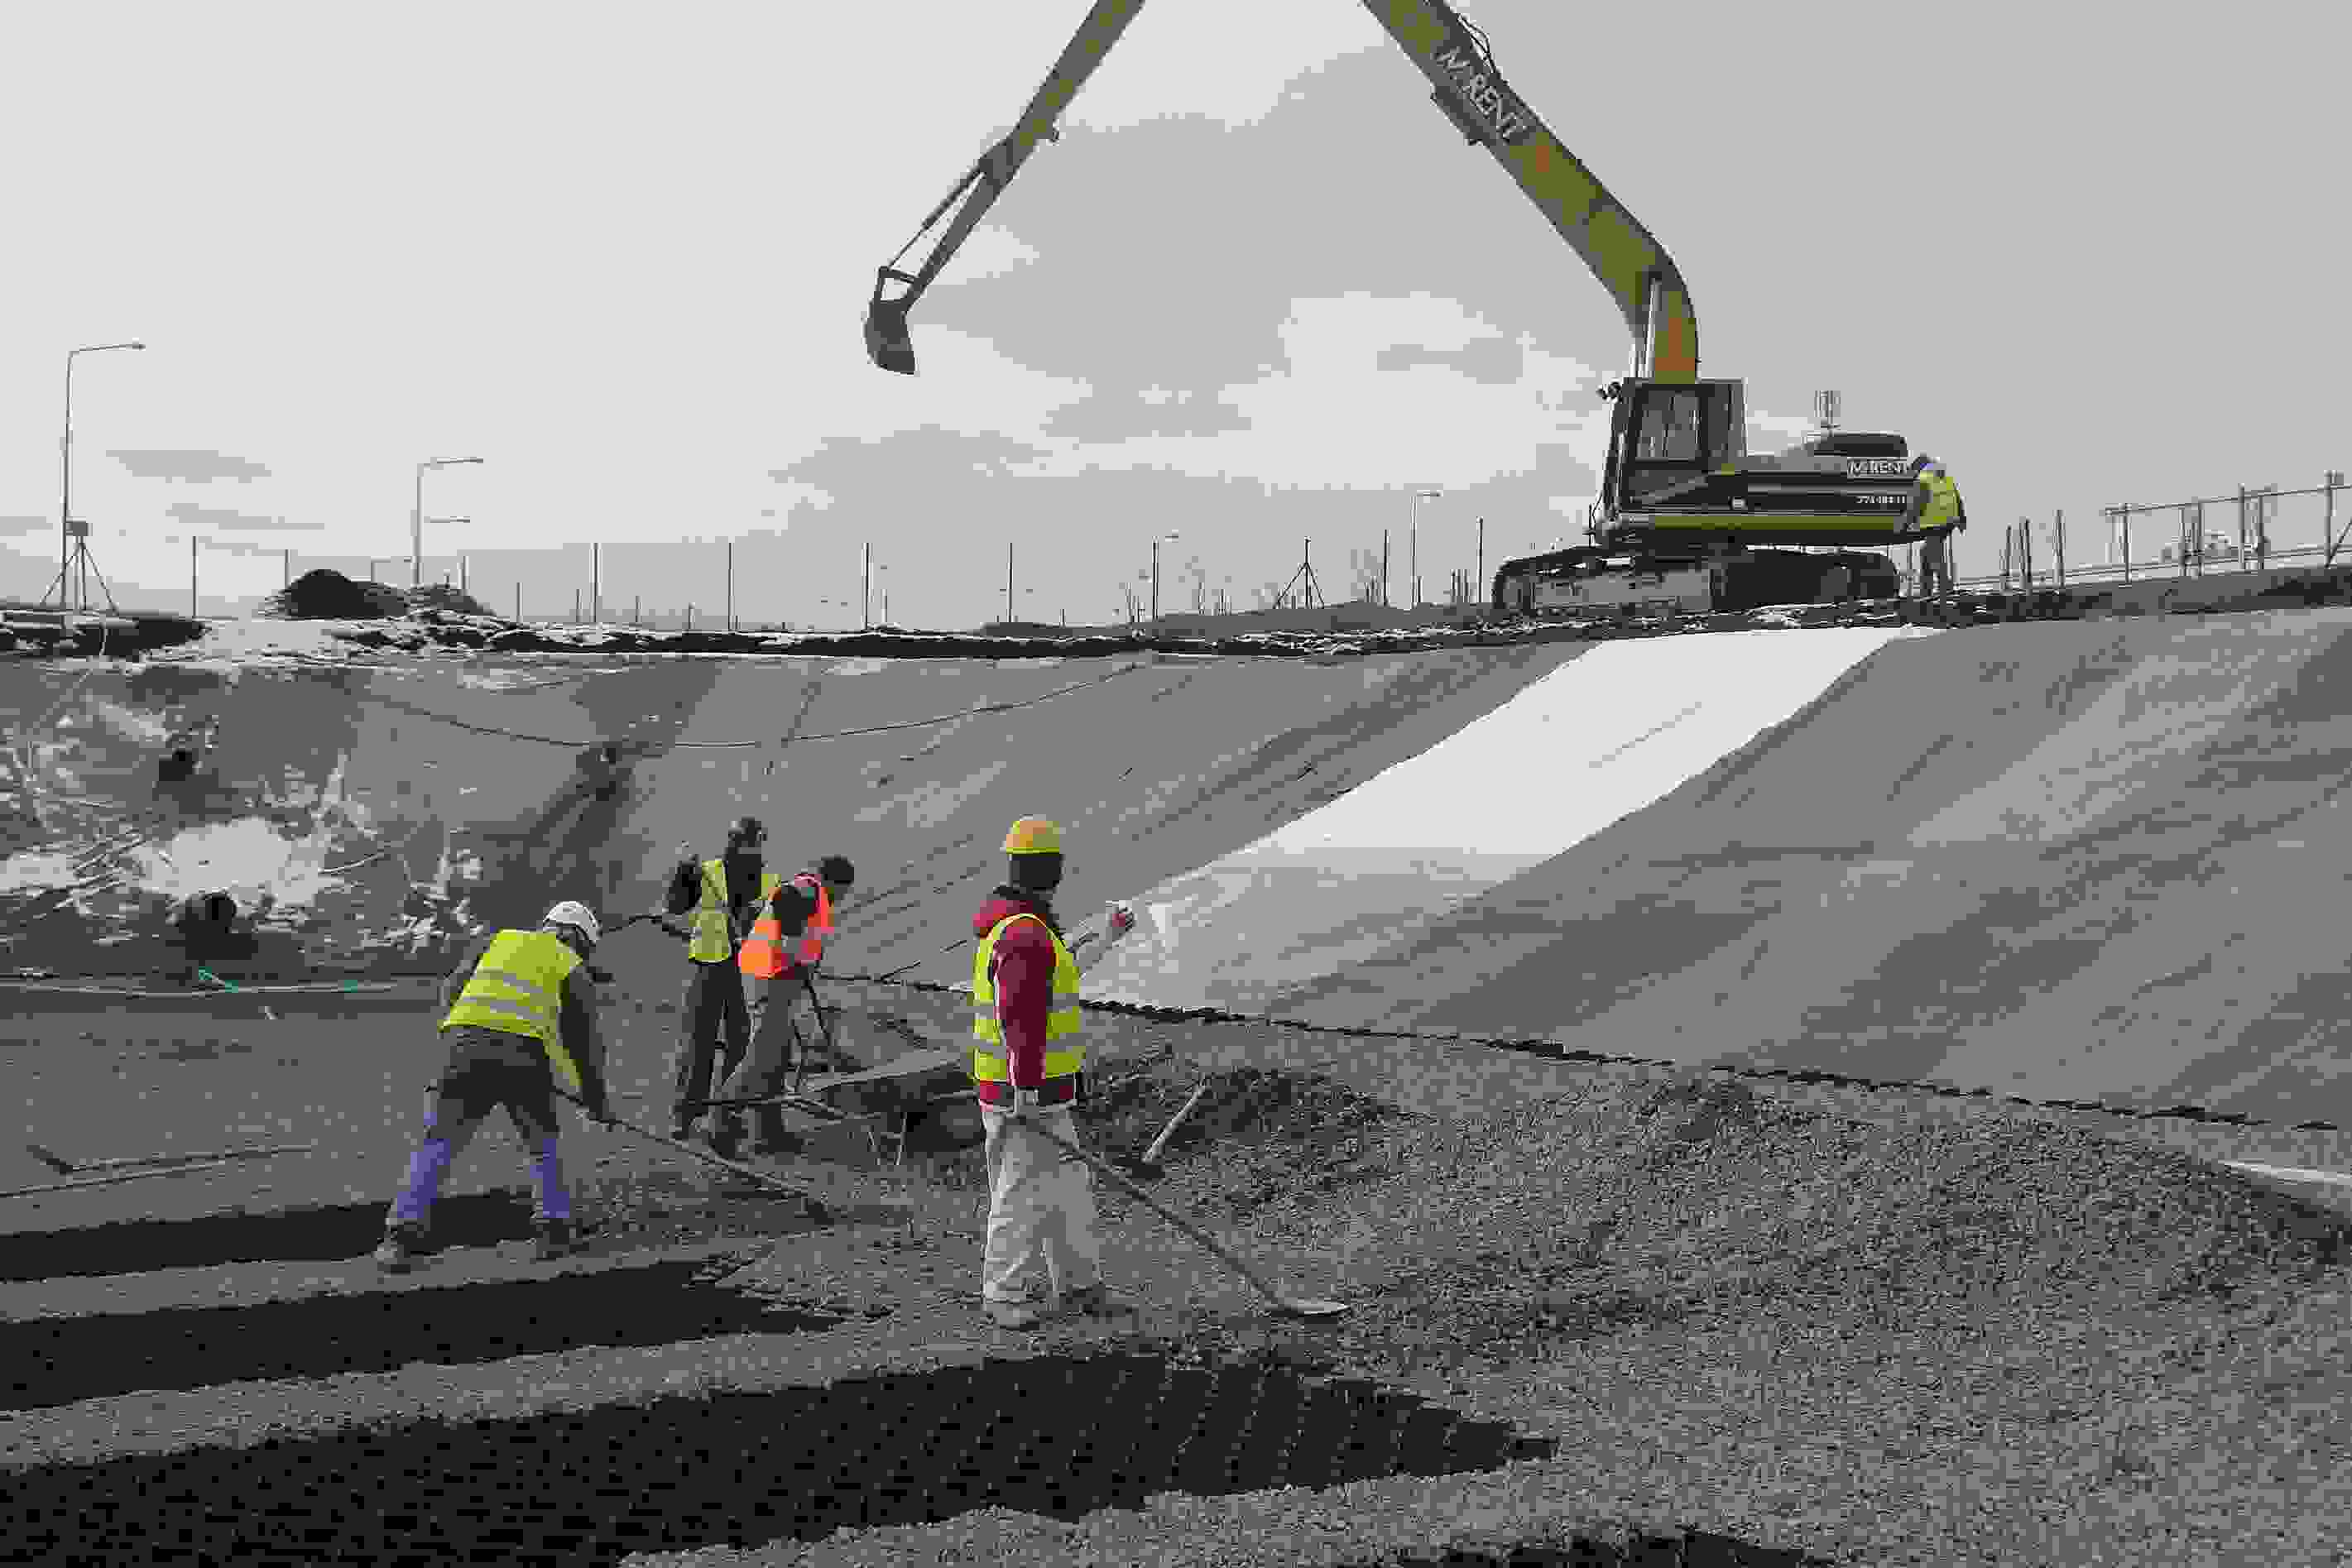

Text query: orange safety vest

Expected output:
[739,874,834,980]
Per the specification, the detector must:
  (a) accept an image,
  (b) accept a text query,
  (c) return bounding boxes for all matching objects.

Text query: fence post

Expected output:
[2119,504,2131,583]
[2055,508,2065,587]
[2237,486,2248,573]
[2328,471,2347,567]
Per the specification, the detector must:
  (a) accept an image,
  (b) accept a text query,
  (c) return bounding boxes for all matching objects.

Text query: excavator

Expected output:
[862,0,1967,617]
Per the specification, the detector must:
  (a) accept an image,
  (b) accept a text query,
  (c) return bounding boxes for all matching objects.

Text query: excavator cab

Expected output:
[865,267,921,376]
[1601,379,1748,514]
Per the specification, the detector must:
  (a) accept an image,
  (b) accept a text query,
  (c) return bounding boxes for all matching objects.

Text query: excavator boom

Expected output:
[1356,0,1697,381]
[865,0,1150,374]
[867,0,1696,382]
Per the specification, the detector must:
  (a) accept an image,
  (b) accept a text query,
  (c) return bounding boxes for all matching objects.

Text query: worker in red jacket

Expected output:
[971,815,1134,1330]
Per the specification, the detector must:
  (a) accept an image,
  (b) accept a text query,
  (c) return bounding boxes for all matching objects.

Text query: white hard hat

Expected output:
[543,900,601,947]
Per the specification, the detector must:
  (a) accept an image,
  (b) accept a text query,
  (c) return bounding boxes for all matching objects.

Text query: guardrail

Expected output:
[1951,472,2349,594]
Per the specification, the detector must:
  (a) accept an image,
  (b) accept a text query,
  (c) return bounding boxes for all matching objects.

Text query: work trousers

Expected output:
[670,960,751,1139]
[386,1025,570,1228]
[713,968,823,1151]
[979,1101,1101,1307]
[1919,537,1953,596]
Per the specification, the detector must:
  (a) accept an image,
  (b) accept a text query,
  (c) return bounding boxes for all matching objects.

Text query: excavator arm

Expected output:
[1355,0,1697,381]
[864,0,1151,374]
[866,0,1697,384]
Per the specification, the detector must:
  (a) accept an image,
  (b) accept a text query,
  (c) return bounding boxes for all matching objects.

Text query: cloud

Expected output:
[0,516,50,537]
[166,501,318,531]
[109,449,271,482]
[1040,386,1252,443]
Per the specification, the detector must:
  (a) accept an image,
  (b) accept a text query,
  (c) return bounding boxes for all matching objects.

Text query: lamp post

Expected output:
[1410,487,1442,611]
[53,340,146,611]
[412,456,482,587]
[1151,531,1180,623]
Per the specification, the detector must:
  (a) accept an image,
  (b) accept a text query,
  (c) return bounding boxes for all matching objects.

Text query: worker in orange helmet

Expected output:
[716,851,858,1154]
[970,815,1135,1330]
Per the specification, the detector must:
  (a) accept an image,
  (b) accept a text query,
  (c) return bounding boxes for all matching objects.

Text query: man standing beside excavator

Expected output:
[1912,452,1966,597]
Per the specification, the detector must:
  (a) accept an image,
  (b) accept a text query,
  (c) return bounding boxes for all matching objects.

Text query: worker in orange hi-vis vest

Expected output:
[713,851,857,1155]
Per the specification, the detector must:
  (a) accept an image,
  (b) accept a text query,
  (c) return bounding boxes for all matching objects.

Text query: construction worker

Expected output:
[374,899,612,1273]
[971,816,1135,1330]
[715,851,858,1154]
[663,815,781,1150]
[1912,453,1965,597]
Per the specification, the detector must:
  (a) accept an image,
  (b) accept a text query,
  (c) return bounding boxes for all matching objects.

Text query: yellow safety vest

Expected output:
[689,857,782,964]
[439,928,588,1095]
[971,912,1084,1082]
[1909,461,1964,535]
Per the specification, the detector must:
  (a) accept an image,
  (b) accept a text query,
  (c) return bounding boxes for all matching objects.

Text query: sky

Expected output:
[2,1,2346,628]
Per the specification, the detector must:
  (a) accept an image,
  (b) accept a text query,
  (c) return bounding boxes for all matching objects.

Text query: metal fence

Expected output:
[1949,472,2350,594]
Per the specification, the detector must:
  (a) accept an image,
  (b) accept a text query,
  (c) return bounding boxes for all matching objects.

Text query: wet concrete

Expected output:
[2,1351,1554,1564]
[2,1255,841,1412]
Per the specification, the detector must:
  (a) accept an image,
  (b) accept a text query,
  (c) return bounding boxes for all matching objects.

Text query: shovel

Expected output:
[1020,1112,1347,1321]
[558,1090,829,1222]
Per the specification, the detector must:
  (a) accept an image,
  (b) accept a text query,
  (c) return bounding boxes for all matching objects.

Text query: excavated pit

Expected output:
[2,1255,841,1411]
[2,1352,1554,1565]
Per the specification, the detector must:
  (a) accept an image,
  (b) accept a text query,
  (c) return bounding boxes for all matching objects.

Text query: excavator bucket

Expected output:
[865,269,919,376]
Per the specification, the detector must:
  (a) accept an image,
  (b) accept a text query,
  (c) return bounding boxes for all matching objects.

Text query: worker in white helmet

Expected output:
[970,816,1135,1330]
[373,899,614,1273]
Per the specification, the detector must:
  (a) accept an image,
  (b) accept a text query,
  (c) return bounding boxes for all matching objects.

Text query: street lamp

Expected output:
[50,340,146,612]
[1411,488,1442,611]
[412,456,483,587]
[1150,531,1180,623]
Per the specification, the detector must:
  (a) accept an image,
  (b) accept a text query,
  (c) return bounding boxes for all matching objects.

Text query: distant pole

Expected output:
[515,582,521,621]
[2054,509,2065,587]
[283,548,290,588]
[592,543,600,625]
[1006,541,1014,624]
[634,592,641,627]
[688,602,694,632]
[190,536,197,618]
[1381,529,1389,607]
[727,541,735,632]
[460,555,468,597]
[862,541,871,630]
[2326,472,2347,567]
[574,586,580,624]
[2119,505,2132,583]
[1477,517,1485,602]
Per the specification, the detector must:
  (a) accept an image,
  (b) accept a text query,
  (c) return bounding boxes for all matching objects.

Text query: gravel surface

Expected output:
[619,1062,2352,1566]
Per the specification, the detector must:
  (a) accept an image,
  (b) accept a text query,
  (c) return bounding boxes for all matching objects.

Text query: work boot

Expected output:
[983,1298,1044,1331]
[373,1221,428,1273]
[533,1217,581,1263]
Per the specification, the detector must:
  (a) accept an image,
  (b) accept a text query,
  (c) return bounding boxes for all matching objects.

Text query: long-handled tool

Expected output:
[1020,1114,1348,1321]
[25,1140,317,1177]
[2,1160,241,1201]
[558,1090,829,1222]
[789,966,847,1096]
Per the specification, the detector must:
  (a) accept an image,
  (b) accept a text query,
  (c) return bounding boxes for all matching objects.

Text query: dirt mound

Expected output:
[258,568,407,620]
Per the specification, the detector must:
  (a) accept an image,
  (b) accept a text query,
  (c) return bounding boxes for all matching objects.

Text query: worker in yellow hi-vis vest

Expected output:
[374,900,612,1273]
[970,816,1135,1331]
[661,815,781,1153]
